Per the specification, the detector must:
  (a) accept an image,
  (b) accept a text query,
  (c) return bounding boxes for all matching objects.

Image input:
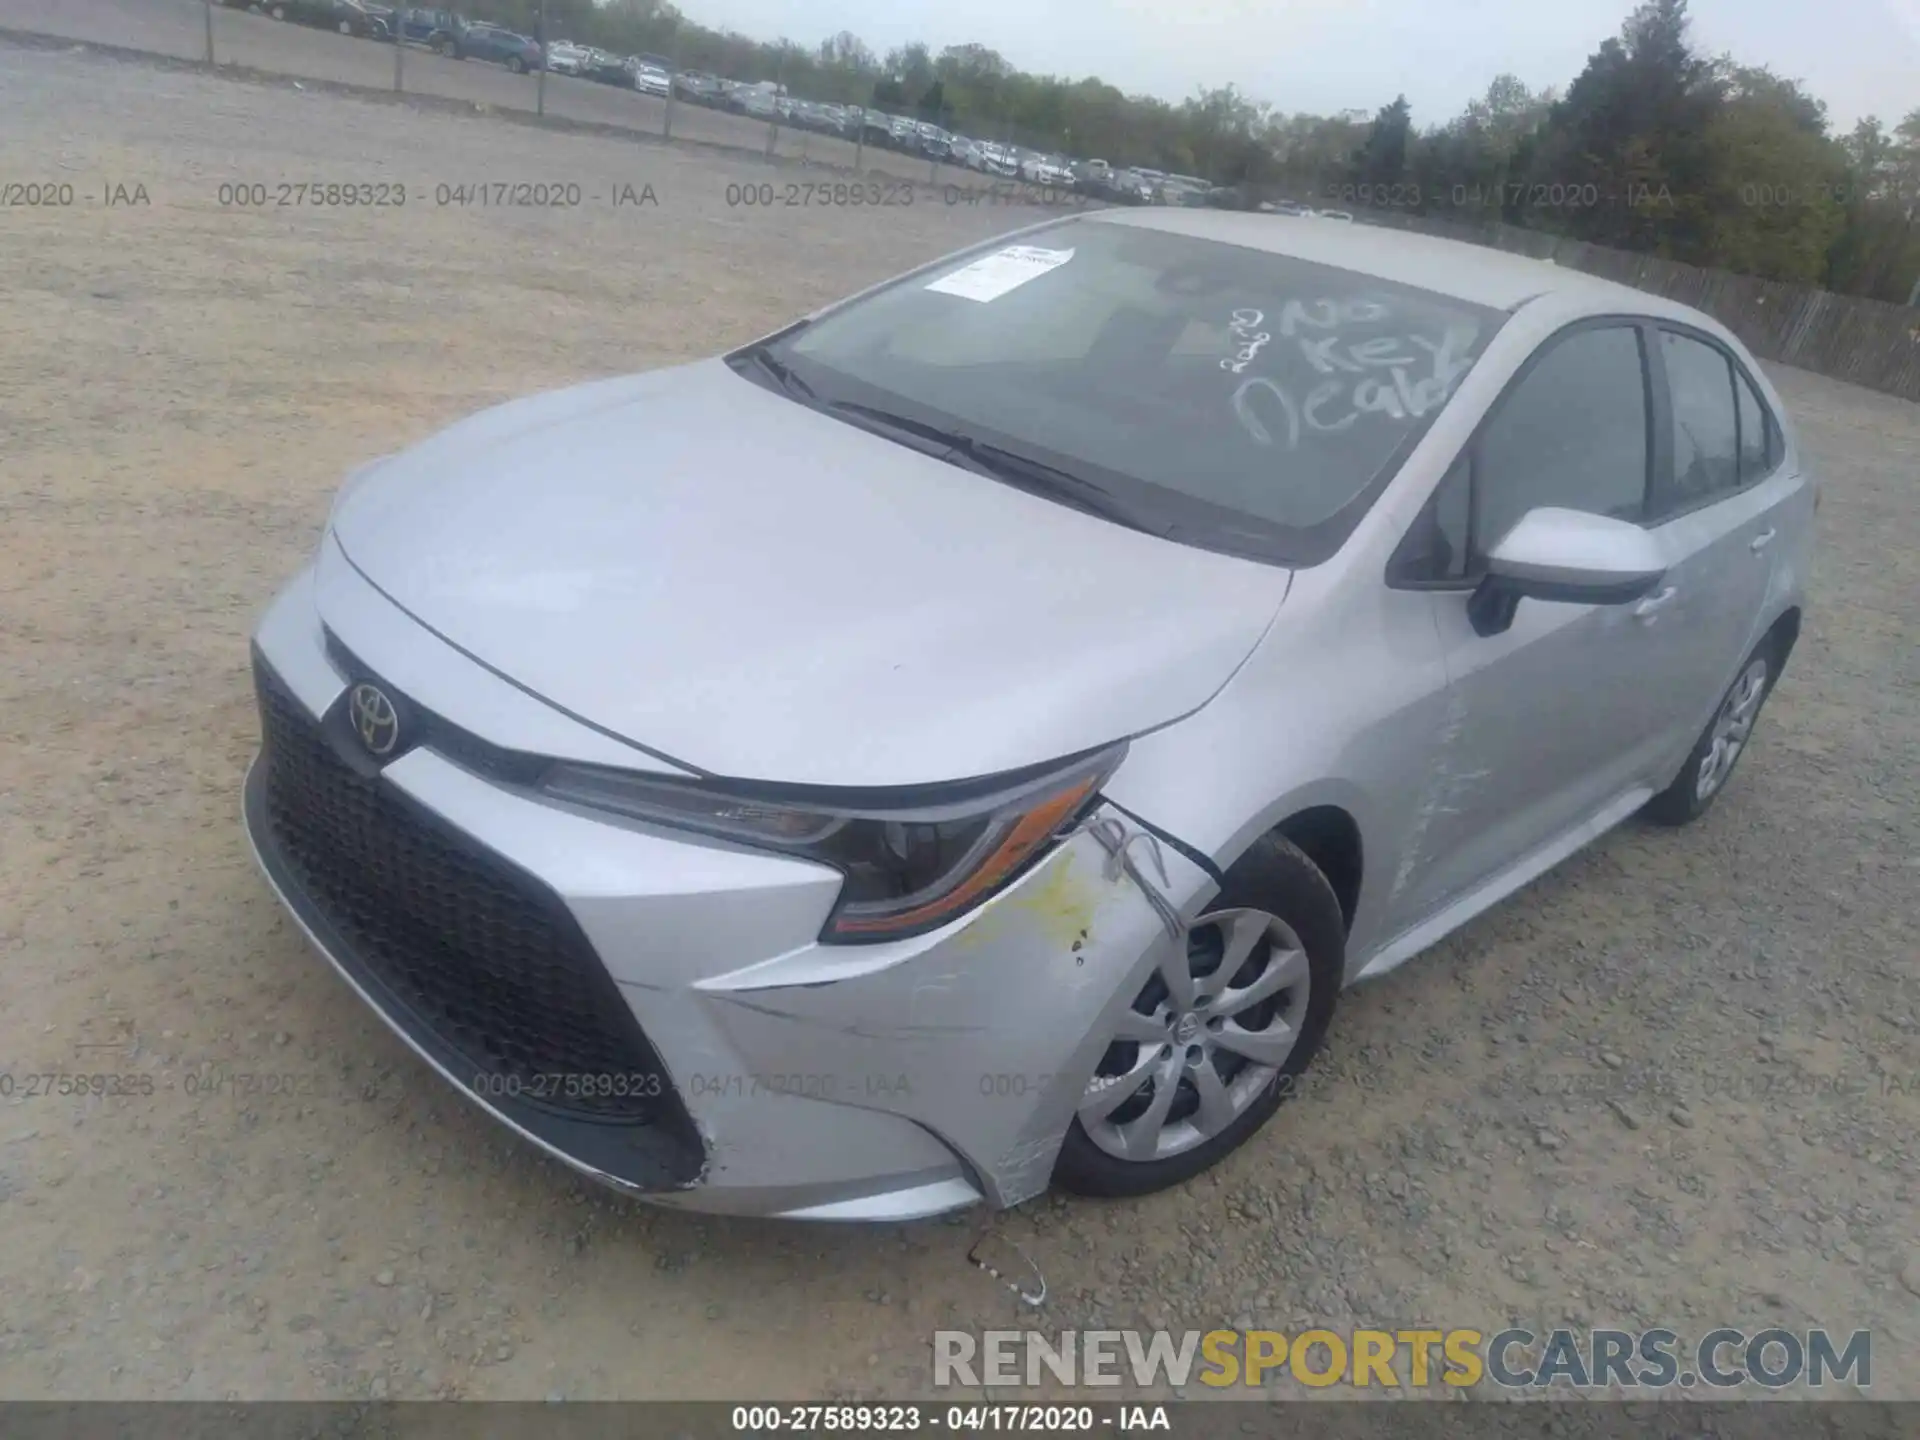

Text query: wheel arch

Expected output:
[1267,806,1363,936]
[1763,605,1802,674]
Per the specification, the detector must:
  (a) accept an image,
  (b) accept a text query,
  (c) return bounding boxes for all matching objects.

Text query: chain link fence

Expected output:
[15,3,1914,401]
[71,0,1034,200]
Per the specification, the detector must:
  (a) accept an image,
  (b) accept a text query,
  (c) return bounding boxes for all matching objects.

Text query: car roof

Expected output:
[1084,208,1675,314]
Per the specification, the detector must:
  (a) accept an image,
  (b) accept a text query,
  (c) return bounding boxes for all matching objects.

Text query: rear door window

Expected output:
[1660,330,1741,510]
[1735,369,1782,483]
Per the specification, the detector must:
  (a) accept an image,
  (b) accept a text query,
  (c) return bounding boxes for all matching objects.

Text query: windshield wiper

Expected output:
[826,400,976,453]
[960,436,1174,538]
[827,402,1171,538]
[735,344,818,403]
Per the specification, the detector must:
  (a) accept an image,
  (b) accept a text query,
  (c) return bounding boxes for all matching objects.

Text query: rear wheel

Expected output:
[1643,641,1776,826]
[434,35,453,55]
[1053,834,1342,1198]
[268,3,285,16]
[508,54,525,72]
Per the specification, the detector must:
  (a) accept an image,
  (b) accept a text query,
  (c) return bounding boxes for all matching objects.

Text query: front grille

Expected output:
[255,661,676,1124]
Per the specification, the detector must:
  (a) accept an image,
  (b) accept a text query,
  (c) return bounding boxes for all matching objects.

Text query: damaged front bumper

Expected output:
[243,566,1206,1221]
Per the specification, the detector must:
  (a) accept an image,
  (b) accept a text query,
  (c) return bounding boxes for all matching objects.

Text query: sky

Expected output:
[677,0,1920,131]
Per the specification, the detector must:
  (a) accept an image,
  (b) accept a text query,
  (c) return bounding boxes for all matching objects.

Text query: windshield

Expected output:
[768,218,1501,565]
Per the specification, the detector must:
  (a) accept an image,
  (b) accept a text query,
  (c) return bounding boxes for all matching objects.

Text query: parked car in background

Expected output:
[1021,153,1074,186]
[727,80,782,115]
[674,71,723,105]
[631,62,671,97]
[991,147,1025,178]
[389,5,461,47]
[544,40,588,75]
[452,21,540,71]
[582,48,631,85]
[916,123,952,160]
[798,101,844,133]
[250,0,387,36]
[246,211,1811,1218]
[1201,185,1258,211]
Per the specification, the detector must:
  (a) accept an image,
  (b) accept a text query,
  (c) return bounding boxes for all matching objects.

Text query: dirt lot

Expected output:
[1,40,1917,1404]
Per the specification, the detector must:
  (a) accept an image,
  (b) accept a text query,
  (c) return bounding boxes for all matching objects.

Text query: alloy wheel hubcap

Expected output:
[1080,908,1311,1163]
[1696,656,1768,801]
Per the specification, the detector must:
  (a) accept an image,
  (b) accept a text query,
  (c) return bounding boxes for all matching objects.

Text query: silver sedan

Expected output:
[243,210,1813,1219]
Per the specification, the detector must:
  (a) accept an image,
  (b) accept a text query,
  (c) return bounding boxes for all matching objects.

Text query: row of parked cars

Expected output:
[542,40,673,94]
[221,0,674,84]
[218,4,1361,217]
[660,88,1350,216]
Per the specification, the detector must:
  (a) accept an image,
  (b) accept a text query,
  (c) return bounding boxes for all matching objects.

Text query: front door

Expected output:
[1389,321,1672,922]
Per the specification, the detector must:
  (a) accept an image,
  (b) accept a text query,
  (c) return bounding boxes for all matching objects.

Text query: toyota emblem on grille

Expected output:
[349,682,401,757]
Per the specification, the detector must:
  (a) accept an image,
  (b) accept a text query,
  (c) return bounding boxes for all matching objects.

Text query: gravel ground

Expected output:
[1,40,1916,1404]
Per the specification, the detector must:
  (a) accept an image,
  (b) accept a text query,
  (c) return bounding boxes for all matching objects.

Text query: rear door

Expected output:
[1637,326,1801,768]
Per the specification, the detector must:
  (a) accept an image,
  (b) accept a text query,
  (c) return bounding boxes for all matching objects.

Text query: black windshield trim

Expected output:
[743,228,1507,567]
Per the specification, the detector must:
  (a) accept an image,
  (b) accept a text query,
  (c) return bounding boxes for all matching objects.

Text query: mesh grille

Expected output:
[256,663,676,1124]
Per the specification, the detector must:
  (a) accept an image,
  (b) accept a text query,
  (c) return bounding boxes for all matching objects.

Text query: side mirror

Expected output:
[1468,507,1666,637]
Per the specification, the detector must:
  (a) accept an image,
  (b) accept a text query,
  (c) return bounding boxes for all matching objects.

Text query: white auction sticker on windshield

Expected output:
[924,246,1076,302]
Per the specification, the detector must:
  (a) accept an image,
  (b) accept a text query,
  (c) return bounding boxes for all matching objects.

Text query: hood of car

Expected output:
[327,359,1291,789]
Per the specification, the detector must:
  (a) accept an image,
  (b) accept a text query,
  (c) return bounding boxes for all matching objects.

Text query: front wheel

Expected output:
[507,55,525,72]
[1642,641,1777,826]
[1053,833,1343,1198]
[268,3,285,16]
[433,35,453,55]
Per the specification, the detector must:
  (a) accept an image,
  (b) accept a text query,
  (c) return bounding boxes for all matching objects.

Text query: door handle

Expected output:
[1633,586,1678,621]
[1750,527,1778,553]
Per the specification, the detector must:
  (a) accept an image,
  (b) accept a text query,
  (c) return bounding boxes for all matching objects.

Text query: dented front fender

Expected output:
[692,805,1215,1207]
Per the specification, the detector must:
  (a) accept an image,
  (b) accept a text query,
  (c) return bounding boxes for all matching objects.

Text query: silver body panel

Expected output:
[328,362,1292,789]
[245,216,1812,1218]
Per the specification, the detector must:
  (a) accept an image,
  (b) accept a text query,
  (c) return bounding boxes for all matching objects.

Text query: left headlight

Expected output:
[540,744,1126,944]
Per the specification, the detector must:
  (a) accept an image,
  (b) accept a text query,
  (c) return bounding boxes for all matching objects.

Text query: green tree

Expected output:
[466,0,1913,299]
[1348,95,1413,188]
[1517,0,1722,253]
[1694,66,1848,282]
[1825,111,1920,299]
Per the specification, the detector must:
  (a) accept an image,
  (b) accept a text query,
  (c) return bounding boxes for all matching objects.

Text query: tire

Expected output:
[338,19,351,32]
[269,3,285,16]
[1642,637,1778,827]
[1053,833,1344,1199]
[434,35,453,55]
[508,55,525,73]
